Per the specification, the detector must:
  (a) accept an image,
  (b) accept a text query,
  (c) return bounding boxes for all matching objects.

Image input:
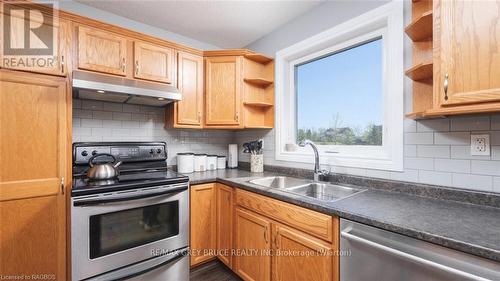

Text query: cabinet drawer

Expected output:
[235,189,333,242]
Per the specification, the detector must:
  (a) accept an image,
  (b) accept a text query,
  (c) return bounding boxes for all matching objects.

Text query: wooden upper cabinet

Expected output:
[272,224,334,281]
[190,183,217,267]
[0,8,69,76]
[216,184,234,268]
[205,56,242,127]
[0,70,67,279]
[234,207,271,281]
[133,41,174,83]
[77,25,127,76]
[438,0,500,106]
[175,51,204,127]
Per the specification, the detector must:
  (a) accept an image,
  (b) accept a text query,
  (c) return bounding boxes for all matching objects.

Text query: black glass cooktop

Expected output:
[72,169,189,196]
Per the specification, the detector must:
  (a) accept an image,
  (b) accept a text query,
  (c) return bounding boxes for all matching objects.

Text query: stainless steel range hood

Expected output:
[72,70,181,107]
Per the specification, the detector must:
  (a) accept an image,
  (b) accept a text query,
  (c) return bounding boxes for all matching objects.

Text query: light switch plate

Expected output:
[471,134,490,156]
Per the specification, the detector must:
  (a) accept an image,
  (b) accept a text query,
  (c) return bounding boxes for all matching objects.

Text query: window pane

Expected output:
[296,38,383,146]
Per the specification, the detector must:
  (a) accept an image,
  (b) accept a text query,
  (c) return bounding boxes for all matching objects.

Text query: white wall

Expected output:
[54,0,220,50]
[237,1,500,193]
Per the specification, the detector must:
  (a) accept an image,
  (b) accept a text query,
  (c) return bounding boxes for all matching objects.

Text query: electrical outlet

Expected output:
[471,134,490,156]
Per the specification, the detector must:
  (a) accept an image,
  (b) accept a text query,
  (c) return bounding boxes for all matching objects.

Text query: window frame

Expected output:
[275,1,404,171]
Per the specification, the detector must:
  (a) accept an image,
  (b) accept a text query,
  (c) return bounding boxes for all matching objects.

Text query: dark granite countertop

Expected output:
[185,169,500,262]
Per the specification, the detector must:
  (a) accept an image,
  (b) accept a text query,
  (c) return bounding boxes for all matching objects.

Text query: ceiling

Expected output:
[75,0,324,49]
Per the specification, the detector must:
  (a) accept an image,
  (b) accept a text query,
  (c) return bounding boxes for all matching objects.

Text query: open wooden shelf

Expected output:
[244,78,274,87]
[405,61,433,81]
[405,10,433,41]
[244,101,274,108]
[244,53,273,64]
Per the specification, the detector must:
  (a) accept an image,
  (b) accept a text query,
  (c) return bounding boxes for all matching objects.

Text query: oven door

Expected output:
[71,183,189,281]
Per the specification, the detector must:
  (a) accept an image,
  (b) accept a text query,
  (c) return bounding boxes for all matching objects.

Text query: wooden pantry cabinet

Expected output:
[407,0,500,118]
[0,70,69,279]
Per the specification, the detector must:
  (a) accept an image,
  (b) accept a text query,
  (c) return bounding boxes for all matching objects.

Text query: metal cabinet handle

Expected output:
[235,112,239,122]
[122,58,126,72]
[60,177,65,195]
[135,60,139,75]
[341,231,490,281]
[444,73,449,101]
[60,55,65,74]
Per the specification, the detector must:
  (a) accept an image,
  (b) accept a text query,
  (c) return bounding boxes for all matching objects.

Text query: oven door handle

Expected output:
[85,247,189,281]
[73,185,188,206]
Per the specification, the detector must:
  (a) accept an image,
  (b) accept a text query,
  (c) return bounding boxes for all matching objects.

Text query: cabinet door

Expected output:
[216,184,233,268]
[134,41,174,83]
[176,52,203,127]
[205,56,242,127]
[77,25,127,76]
[190,183,217,266]
[272,224,334,281]
[0,8,69,76]
[439,0,500,106]
[0,70,67,279]
[234,207,271,281]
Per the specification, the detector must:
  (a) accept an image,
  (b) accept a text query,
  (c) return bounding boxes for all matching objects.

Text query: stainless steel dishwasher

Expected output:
[340,219,500,281]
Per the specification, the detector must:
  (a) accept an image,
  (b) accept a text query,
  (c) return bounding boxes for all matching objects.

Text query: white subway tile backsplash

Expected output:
[112,112,132,121]
[471,160,500,176]
[450,146,491,160]
[390,169,419,182]
[452,173,492,192]
[93,110,113,120]
[404,132,433,144]
[434,158,470,173]
[417,145,450,158]
[404,157,434,170]
[81,100,103,110]
[434,132,470,145]
[72,99,235,165]
[81,118,102,128]
[416,119,449,132]
[418,170,452,186]
[450,116,490,131]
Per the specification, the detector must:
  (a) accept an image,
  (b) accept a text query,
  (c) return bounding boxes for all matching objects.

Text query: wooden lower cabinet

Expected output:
[272,224,335,281]
[190,185,339,281]
[190,183,217,266]
[234,207,272,281]
[216,183,234,268]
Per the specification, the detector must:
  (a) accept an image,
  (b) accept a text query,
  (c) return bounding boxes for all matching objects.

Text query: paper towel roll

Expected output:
[228,144,238,168]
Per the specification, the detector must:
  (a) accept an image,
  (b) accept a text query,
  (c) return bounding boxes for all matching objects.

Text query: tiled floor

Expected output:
[190,261,242,281]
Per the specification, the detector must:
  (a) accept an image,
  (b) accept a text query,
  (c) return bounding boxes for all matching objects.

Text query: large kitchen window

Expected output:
[275,1,403,171]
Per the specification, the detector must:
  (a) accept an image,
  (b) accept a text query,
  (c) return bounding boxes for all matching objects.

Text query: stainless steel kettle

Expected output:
[87,153,122,180]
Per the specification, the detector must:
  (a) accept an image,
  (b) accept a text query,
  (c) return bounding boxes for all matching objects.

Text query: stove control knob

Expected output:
[149,149,154,154]
[81,150,88,157]
[92,150,98,156]
[156,148,162,154]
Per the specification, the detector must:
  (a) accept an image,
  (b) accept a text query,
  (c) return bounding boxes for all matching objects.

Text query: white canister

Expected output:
[177,153,194,174]
[194,154,207,172]
[206,155,217,171]
[217,156,226,170]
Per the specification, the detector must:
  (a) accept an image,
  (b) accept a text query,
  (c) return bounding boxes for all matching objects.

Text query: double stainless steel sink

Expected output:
[248,176,365,202]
